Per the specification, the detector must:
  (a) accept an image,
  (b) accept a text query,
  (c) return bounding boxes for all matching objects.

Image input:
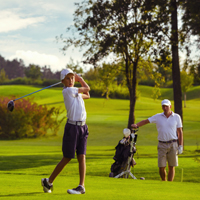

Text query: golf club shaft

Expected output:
[14,81,62,101]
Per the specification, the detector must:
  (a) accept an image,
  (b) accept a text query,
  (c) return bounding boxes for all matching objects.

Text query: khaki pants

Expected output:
[157,142,178,167]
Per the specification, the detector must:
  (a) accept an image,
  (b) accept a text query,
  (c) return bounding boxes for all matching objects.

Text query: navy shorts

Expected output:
[62,122,89,158]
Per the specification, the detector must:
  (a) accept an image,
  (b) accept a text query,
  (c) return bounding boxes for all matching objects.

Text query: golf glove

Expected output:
[178,145,183,154]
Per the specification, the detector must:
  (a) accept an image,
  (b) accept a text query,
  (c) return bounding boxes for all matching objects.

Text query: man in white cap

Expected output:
[41,68,90,194]
[131,99,183,181]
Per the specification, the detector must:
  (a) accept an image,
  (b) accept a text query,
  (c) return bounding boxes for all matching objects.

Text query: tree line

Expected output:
[0,55,60,82]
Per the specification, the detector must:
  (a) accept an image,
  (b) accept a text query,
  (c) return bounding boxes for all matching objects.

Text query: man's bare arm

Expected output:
[131,119,150,129]
[177,127,183,146]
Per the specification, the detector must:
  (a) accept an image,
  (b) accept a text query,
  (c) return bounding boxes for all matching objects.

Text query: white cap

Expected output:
[60,68,74,80]
[123,128,131,138]
[161,99,171,106]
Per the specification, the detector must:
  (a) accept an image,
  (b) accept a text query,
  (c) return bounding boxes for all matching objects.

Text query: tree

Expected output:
[181,0,200,86]
[0,69,8,84]
[25,64,41,80]
[154,49,172,84]
[0,56,25,79]
[171,0,183,118]
[153,0,183,119]
[41,66,54,79]
[180,70,193,107]
[182,0,200,37]
[83,67,99,81]
[183,59,200,86]
[98,62,120,99]
[192,63,200,85]
[66,58,83,74]
[59,0,161,128]
[137,59,165,99]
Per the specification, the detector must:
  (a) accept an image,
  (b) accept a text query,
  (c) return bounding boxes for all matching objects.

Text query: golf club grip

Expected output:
[14,81,62,101]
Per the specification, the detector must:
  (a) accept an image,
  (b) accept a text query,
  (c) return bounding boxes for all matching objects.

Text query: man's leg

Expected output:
[167,142,178,181]
[77,154,86,187]
[49,157,71,183]
[168,166,175,181]
[159,167,167,181]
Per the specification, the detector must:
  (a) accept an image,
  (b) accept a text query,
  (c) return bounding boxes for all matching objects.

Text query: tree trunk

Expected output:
[171,0,183,120]
[127,61,137,129]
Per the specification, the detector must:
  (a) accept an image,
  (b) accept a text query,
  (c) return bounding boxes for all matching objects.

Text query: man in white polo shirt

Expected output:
[131,99,183,181]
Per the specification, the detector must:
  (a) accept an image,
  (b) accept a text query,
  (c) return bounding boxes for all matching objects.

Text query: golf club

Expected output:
[7,81,61,112]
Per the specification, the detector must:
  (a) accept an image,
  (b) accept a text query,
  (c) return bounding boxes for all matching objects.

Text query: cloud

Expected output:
[10,50,64,71]
[0,1,92,73]
[0,10,45,33]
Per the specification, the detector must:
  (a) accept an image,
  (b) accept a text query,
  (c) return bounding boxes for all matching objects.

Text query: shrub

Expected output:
[0,97,65,139]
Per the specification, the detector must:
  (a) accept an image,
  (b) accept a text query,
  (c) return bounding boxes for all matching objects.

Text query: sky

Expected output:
[0,0,90,72]
[0,1,198,73]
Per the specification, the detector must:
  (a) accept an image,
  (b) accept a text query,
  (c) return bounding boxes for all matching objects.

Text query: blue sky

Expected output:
[0,0,89,72]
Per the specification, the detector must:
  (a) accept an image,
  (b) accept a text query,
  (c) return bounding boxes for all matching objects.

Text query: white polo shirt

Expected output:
[62,87,86,121]
[148,112,182,141]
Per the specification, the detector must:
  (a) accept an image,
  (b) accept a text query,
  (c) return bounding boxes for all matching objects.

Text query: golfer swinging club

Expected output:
[131,99,183,181]
[42,68,90,194]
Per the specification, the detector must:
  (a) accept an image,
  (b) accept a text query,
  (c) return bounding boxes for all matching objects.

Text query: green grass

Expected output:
[0,84,200,146]
[0,145,199,199]
[1,174,199,200]
[0,84,200,199]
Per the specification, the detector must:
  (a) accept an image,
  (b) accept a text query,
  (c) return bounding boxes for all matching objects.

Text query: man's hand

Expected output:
[178,145,183,154]
[131,119,149,129]
[131,124,138,129]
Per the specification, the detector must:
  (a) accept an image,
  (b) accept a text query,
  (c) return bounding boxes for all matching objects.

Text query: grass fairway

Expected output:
[0,145,200,200]
[1,175,200,200]
[0,85,200,199]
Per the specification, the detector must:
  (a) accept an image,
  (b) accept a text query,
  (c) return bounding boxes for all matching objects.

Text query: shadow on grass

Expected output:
[0,154,70,171]
[0,192,41,197]
[0,153,113,171]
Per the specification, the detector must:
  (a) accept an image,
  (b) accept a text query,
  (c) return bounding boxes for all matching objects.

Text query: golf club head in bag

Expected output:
[123,128,131,137]
[7,100,15,112]
[120,128,131,145]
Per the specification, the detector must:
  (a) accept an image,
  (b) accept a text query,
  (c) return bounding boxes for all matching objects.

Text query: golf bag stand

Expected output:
[109,129,138,179]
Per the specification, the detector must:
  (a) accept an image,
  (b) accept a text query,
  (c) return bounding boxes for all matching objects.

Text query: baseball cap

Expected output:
[60,68,74,80]
[161,99,171,106]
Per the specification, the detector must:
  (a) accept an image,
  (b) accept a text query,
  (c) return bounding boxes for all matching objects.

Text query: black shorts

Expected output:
[62,122,89,158]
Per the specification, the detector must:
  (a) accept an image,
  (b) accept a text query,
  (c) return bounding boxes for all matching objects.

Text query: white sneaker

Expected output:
[67,185,85,194]
[41,178,53,193]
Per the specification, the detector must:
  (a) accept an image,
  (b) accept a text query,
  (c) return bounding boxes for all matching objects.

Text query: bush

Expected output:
[0,97,65,139]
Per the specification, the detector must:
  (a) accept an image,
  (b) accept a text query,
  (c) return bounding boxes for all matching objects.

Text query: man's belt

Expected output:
[67,119,86,126]
[159,139,177,144]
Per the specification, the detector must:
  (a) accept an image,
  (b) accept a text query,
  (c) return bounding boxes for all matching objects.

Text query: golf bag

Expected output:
[109,129,138,179]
